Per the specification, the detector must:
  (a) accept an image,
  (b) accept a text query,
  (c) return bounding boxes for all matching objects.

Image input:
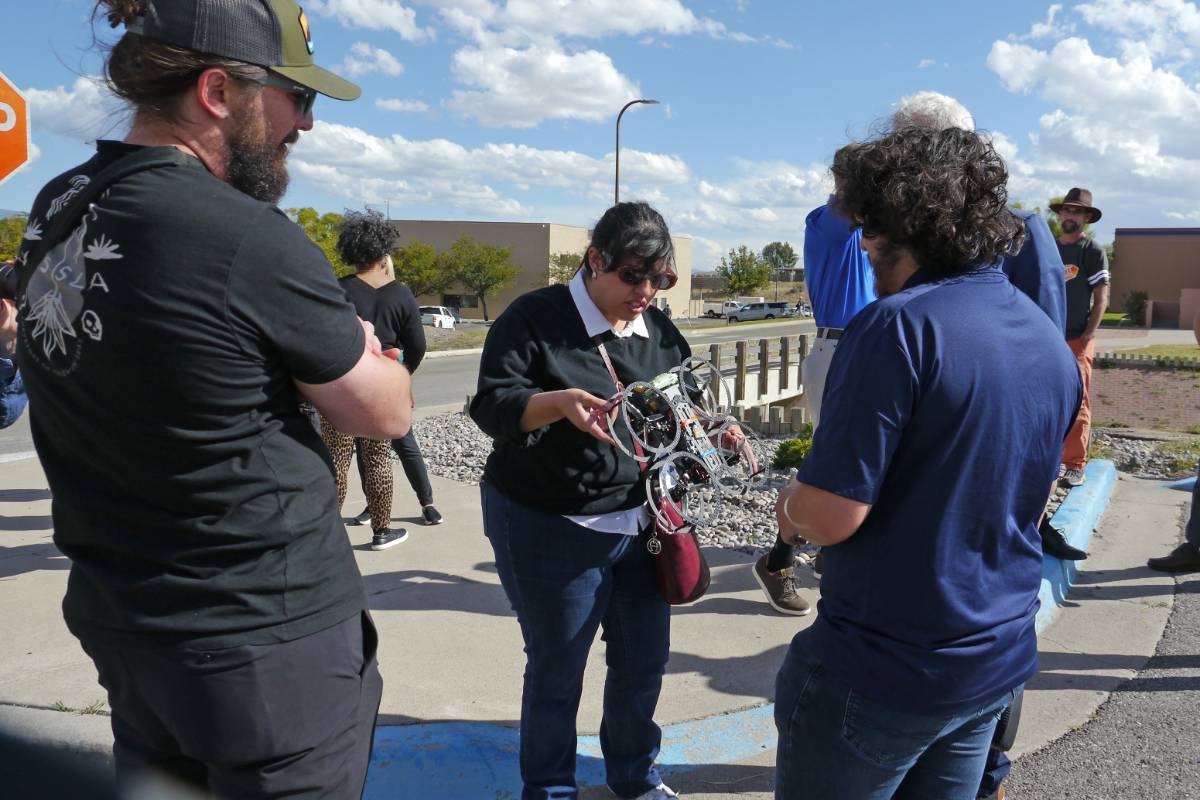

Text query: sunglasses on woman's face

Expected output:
[616,265,677,290]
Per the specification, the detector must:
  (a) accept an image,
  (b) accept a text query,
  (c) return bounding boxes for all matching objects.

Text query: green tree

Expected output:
[716,245,771,296]
[286,207,347,275]
[446,235,519,321]
[0,215,26,262]
[547,251,582,285]
[392,239,452,298]
[761,241,798,273]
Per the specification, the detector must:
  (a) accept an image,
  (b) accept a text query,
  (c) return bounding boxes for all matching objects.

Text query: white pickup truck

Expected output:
[701,300,742,318]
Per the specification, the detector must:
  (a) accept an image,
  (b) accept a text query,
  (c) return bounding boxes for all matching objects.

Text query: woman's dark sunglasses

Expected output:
[616,265,677,290]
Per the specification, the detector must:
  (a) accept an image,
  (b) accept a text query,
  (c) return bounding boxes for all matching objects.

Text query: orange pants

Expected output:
[1062,337,1095,470]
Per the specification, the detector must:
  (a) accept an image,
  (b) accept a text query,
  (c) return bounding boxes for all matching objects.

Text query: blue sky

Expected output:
[4,0,1199,267]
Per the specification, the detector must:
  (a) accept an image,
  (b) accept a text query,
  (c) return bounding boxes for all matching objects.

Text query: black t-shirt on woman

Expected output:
[470,284,691,515]
[16,141,367,648]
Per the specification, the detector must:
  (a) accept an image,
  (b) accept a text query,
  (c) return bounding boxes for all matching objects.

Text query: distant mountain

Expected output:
[0,209,24,219]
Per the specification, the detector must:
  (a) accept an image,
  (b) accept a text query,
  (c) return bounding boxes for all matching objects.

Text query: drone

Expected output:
[597,356,775,543]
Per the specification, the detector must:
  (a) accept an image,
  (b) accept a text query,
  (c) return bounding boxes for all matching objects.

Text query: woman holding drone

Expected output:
[470,202,690,800]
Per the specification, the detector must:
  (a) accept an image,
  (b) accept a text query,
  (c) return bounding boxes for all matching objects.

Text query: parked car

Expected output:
[420,305,457,329]
[726,301,793,323]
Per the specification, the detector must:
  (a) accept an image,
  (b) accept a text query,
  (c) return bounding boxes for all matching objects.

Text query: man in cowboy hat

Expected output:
[1052,188,1109,487]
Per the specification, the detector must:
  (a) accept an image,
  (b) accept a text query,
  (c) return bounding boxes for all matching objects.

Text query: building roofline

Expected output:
[1115,228,1200,236]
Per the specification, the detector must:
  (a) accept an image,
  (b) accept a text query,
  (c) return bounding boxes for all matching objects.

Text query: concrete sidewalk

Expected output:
[0,450,1190,798]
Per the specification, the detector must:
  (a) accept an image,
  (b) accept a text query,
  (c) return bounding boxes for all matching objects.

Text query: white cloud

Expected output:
[1009,3,1070,41]
[428,0,762,43]
[447,42,641,127]
[339,42,405,77]
[917,58,936,68]
[291,120,691,216]
[25,76,124,142]
[309,0,434,41]
[987,10,1200,236]
[376,98,430,112]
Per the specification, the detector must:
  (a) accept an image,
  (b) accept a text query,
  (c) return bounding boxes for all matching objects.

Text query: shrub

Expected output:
[1124,290,1148,326]
[772,423,814,471]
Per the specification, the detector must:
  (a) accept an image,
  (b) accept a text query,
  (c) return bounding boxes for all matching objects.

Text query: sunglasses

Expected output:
[257,71,318,118]
[616,264,677,290]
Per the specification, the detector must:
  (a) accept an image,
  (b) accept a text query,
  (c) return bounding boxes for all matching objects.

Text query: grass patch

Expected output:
[79,699,108,715]
[424,327,489,352]
[1100,311,1131,327]
[1088,438,1118,463]
[1155,438,1200,477]
[1185,424,1200,435]
[1116,344,1200,360]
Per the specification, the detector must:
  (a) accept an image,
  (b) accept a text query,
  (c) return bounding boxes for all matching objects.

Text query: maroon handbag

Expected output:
[595,339,711,605]
[644,492,711,605]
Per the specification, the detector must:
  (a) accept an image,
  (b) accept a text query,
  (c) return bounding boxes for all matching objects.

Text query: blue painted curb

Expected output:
[364,461,1120,798]
[1162,476,1196,492]
[1035,459,1117,633]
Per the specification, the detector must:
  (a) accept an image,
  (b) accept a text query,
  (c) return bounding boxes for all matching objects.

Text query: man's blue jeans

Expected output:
[775,629,1020,800]
[482,483,670,800]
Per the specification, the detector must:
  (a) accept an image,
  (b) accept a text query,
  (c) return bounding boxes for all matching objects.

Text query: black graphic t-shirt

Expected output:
[1058,236,1109,339]
[16,141,367,648]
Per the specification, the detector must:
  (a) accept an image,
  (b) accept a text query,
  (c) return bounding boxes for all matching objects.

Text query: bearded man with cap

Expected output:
[13,2,412,796]
[1052,188,1109,487]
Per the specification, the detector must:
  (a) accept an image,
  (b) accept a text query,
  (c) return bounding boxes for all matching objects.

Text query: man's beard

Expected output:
[1061,219,1081,234]
[226,104,293,204]
[870,239,907,297]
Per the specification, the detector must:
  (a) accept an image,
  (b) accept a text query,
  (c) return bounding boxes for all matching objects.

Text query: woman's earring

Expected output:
[591,271,599,279]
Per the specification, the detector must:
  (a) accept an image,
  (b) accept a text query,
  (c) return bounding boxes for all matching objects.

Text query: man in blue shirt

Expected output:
[755,91,1070,619]
[771,127,1081,799]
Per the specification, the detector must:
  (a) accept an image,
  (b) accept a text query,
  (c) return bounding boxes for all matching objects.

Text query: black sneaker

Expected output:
[421,504,443,525]
[371,528,408,551]
[349,507,371,526]
[752,555,812,616]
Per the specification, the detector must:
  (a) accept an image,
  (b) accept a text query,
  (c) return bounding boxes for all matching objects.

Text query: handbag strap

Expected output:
[17,147,194,297]
[593,336,649,472]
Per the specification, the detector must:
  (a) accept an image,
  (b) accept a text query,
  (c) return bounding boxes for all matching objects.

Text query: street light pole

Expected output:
[615,98,659,205]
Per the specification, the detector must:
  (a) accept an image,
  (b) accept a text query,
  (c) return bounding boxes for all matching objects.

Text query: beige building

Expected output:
[388,220,693,321]
[1112,228,1200,329]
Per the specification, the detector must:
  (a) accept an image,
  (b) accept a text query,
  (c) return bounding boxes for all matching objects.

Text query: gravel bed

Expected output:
[411,411,801,554]
[1092,430,1199,480]
[409,412,1155,553]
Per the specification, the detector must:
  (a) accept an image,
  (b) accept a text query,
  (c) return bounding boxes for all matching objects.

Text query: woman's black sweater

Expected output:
[469,284,691,515]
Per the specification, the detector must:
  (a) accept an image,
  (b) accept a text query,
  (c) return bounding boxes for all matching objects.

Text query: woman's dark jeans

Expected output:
[481,483,670,800]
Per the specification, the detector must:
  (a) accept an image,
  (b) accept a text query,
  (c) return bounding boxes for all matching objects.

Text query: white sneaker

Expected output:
[632,784,679,800]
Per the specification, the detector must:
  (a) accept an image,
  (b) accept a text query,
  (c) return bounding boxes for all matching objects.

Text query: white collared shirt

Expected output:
[562,270,652,536]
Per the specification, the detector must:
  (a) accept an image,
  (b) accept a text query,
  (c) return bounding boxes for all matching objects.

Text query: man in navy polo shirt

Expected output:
[771,126,1081,799]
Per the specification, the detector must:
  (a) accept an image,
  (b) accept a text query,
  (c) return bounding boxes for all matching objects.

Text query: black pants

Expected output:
[390,428,433,507]
[80,612,383,799]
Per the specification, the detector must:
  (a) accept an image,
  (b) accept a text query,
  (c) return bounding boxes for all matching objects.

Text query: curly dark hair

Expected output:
[832,127,1025,276]
[336,210,400,270]
[586,201,676,276]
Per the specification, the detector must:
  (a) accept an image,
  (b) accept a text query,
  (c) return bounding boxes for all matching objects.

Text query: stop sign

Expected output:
[0,72,29,187]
